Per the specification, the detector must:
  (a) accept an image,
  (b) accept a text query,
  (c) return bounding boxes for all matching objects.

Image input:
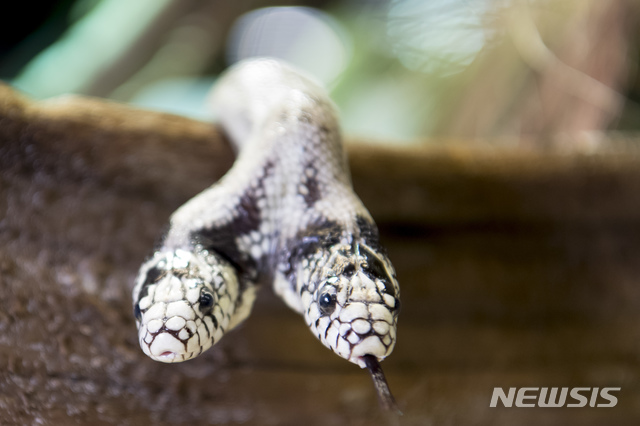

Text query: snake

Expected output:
[131,58,401,411]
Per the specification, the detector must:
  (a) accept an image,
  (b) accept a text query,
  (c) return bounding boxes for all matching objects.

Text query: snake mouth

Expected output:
[154,351,178,362]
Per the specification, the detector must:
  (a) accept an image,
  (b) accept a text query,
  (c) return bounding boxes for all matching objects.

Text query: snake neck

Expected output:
[165,60,370,287]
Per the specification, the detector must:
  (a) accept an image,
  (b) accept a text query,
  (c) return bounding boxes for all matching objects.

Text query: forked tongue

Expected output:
[361,354,402,415]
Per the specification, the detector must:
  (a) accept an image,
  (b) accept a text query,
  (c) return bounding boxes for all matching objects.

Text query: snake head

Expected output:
[132,248,237,363]
[303,242,400,368]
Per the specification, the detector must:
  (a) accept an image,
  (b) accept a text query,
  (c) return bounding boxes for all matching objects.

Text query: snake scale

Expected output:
[132,58,401,411]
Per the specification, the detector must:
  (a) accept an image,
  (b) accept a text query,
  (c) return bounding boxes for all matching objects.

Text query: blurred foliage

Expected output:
[1,0,639,147]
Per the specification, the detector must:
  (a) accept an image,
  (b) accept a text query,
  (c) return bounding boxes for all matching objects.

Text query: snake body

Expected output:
[132,59,401,408]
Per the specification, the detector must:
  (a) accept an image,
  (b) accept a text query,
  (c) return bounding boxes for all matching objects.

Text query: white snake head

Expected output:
[302,242,400,368]
[132,248,238,363]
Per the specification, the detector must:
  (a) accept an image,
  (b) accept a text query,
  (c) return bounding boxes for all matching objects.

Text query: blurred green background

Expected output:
[1,0,639,146]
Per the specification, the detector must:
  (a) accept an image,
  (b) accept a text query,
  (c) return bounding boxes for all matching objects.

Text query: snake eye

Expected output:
[318,292,336,315]
[134,303,142,322]
[198,292,214,315]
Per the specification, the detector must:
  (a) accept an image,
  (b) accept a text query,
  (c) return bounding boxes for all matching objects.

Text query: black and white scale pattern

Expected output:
[132,59,401,369]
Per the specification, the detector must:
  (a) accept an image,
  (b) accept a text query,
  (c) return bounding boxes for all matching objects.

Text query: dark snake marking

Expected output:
[190,161,276,287]
[280,219,344,289]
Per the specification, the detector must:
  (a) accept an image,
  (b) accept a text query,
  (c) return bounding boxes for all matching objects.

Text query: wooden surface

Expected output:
[1,85,639,425]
